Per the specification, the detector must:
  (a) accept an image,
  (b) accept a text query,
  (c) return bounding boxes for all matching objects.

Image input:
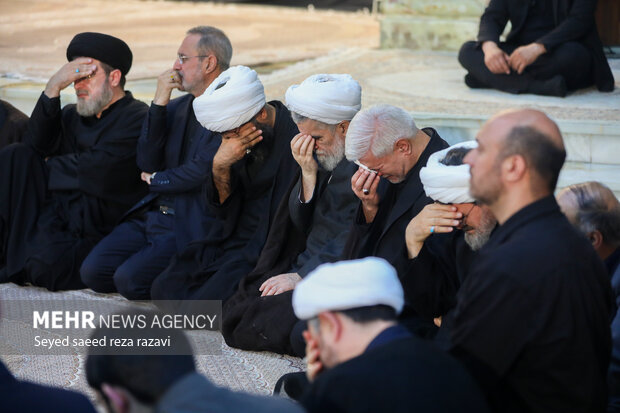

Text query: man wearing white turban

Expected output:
[400,142,496,333]
[150,65,299,304]
[289,257,490,413]
[223,74,361,355]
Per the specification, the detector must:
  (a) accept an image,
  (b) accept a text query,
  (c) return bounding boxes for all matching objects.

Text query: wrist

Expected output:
[482,41,498,53]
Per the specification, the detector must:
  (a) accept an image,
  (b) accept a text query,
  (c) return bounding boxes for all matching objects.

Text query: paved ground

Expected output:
[0,0,379,81]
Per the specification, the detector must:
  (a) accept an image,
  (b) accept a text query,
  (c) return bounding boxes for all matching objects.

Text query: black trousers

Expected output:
[458,40,593,94]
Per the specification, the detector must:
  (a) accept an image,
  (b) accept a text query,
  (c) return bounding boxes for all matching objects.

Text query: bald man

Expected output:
[445,109,613,412]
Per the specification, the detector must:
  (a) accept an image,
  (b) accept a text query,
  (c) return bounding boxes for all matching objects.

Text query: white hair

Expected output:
[345,104,418,161]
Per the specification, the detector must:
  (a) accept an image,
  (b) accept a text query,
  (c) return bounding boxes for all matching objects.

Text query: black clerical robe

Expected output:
[403,230,476,321]
[221,159,358,354]
[300,329,490,413]
[448,196,613,413]
[0,99,28,149]
[150,101,299,303]
[342,128,448,276]
[0,92,148,290]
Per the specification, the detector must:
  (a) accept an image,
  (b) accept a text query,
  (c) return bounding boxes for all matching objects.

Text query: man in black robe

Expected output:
[556,181,620,412]
[447,109,613,412]
[0,99,28,149]
[458,0,615,96]
[222,74,361,355]
[401,142,496,329]
[0,32,148,290]
[341,104,448,335]
[293,257,490,413]
[150,65,299,304]
[80,26,230,300]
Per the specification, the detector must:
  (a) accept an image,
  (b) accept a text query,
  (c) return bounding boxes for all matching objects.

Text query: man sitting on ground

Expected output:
[447,108,613,412]
[222,74,361,355]
[402,141,496,332]
[341,104,448,336]
[81,26,230,300]
[556,181,620,412]
[458,0,614,96]
[293,257,490,413]
[0,32,148,290]
[150,65,299,304]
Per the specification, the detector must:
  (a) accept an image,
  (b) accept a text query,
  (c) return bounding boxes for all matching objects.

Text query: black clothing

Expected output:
[1,359,96,413]
[0,91,147,290]
[342,129,447,335]
[300,333,490,413]
[222,160,358,355]
[448,196,613,413]
[459,0,614,94]
[459,40,592,95]
[67,32,132,75]
[0,99,28,149]
[80,95,219,299]
[150,101,299,303]
[342,128,448,276]
[403,230,476,321]
[607,248,620,412]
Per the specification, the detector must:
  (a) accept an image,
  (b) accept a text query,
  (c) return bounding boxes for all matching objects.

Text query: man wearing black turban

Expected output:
[0,32,148,291]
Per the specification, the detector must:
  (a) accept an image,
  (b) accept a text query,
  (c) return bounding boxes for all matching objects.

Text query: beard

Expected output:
[463,209,496,251]
[316,139,345,171]
[76,80,113,117]
[464,230,491,251]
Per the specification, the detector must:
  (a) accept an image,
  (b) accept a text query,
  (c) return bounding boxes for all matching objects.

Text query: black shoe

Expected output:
[274,372,310,400]
[529,75,568,97]
[464,74,489,89]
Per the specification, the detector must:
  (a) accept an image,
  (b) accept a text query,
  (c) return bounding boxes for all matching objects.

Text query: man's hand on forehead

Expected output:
[45,57,97,98]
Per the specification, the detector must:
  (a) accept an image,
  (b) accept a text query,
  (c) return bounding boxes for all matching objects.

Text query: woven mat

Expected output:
[0,283,304,406]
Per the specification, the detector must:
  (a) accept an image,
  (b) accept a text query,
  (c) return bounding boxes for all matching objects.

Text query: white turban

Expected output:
[192,65,266,133]
[292,257,404,320]
[419,140,477,204]
[285,74,361,124]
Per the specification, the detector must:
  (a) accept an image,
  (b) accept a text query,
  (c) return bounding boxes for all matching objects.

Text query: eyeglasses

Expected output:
[177,54,210,65]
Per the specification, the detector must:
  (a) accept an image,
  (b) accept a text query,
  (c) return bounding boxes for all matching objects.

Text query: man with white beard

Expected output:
[222,74,361,355]
[0,32,147,290]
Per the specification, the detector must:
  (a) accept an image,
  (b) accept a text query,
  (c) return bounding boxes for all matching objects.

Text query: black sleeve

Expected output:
[536,0,597,51]
[24,92,63,156]
[401,234,460,319]
[289,172,318,234]
[136,102,168,173]
[477,0,510,44]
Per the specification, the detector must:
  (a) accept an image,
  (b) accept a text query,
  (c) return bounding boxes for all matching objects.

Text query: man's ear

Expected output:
[255,106,268,121]
[502,154,527,184]
[337,120,350,137]
[394,138,412,155]
[102,383,130,413]
[318,311,343,342]
[204,55,217,75]
[589,230,603,250]
[108,69,122,88]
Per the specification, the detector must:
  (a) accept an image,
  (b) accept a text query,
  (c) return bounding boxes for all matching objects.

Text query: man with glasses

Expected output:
[0,32,148,291]
[81,26,231,300]
[401,142,496,337]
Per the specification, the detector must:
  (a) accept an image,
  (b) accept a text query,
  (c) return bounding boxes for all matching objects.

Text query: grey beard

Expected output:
[316,140,345,172]
[76,86,113,117]
[464,230,491,251]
